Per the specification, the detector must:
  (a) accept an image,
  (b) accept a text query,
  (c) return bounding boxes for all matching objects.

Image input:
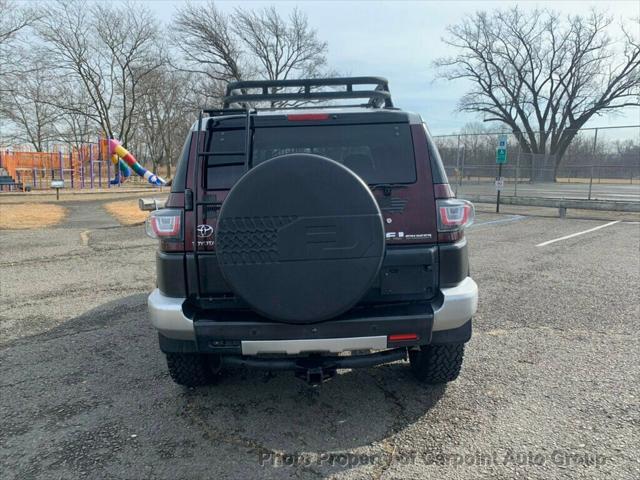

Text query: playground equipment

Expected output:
[109,153,132,185]
[0,138,168,191]
[108,139,166,186]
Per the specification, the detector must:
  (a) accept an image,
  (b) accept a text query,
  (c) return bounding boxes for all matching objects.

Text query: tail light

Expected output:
[145,209,182,240]
[388,333,419,342]
[437,199,475,232]
[287,113,330,121]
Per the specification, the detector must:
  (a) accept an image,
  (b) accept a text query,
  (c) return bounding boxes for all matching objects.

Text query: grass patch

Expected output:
[0,203,66,229]
[103,199,149,225]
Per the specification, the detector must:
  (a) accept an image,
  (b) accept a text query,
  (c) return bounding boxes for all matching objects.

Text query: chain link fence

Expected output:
[433,125,640,203]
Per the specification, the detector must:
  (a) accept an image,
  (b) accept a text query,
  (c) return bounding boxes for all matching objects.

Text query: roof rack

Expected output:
[223,76,394,109]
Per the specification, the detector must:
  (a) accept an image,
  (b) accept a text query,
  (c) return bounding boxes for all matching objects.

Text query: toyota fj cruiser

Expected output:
[145,77,477,386]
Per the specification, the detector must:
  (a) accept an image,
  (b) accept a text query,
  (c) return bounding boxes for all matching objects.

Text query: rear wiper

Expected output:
[369,183,408,196]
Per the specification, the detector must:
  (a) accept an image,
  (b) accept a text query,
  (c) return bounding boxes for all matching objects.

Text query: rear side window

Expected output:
[252,123,416,184]
[206,128,246,190]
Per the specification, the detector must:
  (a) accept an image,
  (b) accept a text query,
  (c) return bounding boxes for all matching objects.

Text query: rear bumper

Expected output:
[432,276,478,331]
[148,276,478,354]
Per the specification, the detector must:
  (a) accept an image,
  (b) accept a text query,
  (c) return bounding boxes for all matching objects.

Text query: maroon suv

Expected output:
[145,77,477,386]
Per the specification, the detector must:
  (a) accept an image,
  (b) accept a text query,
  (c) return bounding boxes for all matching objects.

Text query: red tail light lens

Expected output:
[437,199,475,232]
[388,333,419,342]
[145,209,182,240]
[287,114,330,121]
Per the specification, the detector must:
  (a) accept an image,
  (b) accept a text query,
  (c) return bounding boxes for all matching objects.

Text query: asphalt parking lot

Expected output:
[1,205,639,479]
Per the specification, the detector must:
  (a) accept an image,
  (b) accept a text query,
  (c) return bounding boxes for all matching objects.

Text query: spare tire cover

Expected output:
[215,153,385,323]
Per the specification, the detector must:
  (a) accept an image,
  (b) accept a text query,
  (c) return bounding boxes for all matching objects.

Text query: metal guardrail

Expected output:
[462,194,640,215]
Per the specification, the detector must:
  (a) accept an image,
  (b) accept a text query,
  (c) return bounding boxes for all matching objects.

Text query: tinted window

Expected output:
[206,129,246,190]
[252,123,416,184]
[207,164,245,189]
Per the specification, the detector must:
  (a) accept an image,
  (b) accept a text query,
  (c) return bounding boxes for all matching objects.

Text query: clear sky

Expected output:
[44,0,640,135]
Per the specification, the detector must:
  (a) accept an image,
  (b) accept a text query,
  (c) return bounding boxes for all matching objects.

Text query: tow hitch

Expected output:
[222,348,407,385]
[296,365,337,385]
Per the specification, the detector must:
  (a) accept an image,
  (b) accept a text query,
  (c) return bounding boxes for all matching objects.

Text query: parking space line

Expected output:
[470,215,525,229]
[80,230,91,246]
[536,221,620,247]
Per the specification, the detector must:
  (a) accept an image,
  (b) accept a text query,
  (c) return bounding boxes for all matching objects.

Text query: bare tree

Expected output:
[172,0,246,102]
[0,55,59,151]
[54,81,96,149]
[0,0,41,147]
[435,8,640,180]
[135,68,195,178]
[0,0,39,69]
[232,6,327,81]
[0,0,37,44]
[173,2,329,106]
[36,0,164,146]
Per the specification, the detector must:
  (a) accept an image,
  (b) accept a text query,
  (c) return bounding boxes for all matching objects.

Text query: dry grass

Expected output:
[0,203,66,229]
[103,199,149,225]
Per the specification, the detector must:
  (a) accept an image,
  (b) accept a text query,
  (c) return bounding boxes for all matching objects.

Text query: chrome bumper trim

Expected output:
[433,277,478,331]
[241,336,388,355]
[147,289,194,340]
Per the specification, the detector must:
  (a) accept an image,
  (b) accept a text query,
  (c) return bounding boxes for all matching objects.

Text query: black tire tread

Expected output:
[409,343,464,384]
[165,353,214,387]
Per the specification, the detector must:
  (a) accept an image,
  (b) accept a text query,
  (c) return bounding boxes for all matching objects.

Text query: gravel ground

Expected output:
[1,204,638,480]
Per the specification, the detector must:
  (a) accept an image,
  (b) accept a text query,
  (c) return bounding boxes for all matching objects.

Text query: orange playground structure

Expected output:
[0,139,146,191]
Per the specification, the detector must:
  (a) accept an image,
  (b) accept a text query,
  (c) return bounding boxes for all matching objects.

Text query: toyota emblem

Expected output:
[197,224,214,238]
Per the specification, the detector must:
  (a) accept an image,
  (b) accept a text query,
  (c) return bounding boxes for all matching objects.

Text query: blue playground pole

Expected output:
[90,145,94,189]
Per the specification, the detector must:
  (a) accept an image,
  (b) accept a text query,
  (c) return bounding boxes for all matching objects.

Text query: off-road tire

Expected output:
[409,343,464,384]
[165,353,219,387]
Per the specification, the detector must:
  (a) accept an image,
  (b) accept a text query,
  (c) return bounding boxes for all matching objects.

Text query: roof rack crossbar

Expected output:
[223,76,393,109]
[203,108,249,117]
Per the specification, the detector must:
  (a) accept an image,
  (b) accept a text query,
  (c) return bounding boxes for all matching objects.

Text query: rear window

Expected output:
[253,124,416,184]
[206,123,416,189]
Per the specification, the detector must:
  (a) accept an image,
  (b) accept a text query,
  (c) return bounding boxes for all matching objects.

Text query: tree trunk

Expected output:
[530,153,557,182]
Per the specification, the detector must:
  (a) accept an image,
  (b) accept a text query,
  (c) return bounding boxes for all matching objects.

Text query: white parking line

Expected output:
[470,215,525,229]
[80,230,91,246]
[536,221,620,247]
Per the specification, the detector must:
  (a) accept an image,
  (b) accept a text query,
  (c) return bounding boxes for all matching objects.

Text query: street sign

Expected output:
[496,135,508,164]
[495,135,508,212]
[496,148,507,164]
[51,179,64,200]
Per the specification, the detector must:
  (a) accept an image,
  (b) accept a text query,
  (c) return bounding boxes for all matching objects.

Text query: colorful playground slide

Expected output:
[108,139,166,186]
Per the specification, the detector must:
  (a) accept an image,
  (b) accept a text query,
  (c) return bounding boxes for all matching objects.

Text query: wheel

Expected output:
[165,353,221,387]
[409,343,465,384]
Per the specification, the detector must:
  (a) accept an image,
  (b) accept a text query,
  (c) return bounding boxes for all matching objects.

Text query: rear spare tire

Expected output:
[215,154,385,323]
